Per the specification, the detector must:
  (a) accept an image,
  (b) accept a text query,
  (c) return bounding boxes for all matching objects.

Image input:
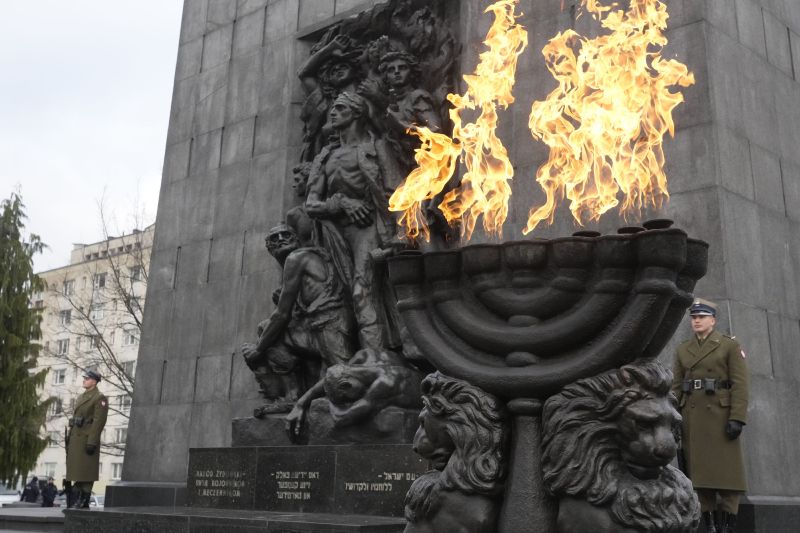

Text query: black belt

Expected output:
[682,378,733,393]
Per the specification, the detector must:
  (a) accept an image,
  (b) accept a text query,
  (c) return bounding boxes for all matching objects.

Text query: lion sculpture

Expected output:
[541,360,700,533]
[403,372,509,533]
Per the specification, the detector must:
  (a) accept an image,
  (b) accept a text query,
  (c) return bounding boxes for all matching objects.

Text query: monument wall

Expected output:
[124,0,800,505]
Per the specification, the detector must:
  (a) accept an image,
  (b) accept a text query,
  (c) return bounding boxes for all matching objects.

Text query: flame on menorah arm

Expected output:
[525,0,695,234]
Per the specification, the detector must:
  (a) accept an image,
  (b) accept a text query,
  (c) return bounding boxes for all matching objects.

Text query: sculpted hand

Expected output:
[725,420,744,440]
[285,405,306,441]
[85,444,97,455]
[340,197,372,227]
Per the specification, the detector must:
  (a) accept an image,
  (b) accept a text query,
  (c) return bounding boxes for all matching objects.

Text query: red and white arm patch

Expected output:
[740,349,746,359]
[100,399,108,409]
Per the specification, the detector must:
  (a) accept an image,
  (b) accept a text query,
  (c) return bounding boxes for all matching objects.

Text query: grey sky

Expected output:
[0,1,183,272]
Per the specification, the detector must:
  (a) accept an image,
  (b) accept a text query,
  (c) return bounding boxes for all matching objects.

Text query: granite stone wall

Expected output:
[125,0,800,504]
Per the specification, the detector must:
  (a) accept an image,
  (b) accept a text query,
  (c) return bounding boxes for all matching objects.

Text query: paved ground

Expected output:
[0,506,64,533]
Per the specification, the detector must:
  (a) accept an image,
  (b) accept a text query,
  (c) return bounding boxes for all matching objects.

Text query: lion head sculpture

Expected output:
[541,360,700,532]
[404,372,508,533]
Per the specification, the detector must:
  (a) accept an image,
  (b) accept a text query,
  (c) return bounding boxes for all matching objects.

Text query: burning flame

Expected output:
[525,0,695,233]
[388,0,528,242]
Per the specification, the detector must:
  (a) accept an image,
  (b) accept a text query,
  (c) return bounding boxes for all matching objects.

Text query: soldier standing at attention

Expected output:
[672,299,749,533]
[65,369,108,509]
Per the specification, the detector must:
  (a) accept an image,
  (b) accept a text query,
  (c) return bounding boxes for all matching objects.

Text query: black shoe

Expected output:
[703,511,718,533]
[720,512,737,533]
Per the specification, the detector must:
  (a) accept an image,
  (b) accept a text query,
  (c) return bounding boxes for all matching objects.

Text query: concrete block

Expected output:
[298,0,334,30]
[161,357,199,404]
[666,22,712,131]
[166,77,198,145]
[206,234,244,289]
[175,37,203,81]
[253,110,291,156]
[750,143,786,214]
[226,52,262,124]
[717,127,754,199]
[138,288,175,362]
[768,311,800,377]
[736,0,767,56]
[162,139,192,185]
[189,129,223,176]
[189,402,233,448]
[240,227,273,279]
[244,150,288,229]
[265,0,299,42]
[742,375,787,495]
[180,0,208,44]
[193,63,228,135]
[705,0,738,38]
[773,75,800,164]
[662,123,717,194]
[181,169,217,243]
[782,0,800,34]
[705,27,746,135]
[720,191,766,307]
[728,300,772,377]
[232,7,265,58]
[147,237,179,292]
[258,42,292,110]
[522,0,575,22]
[335,0,375,16]
[759,212,798,316]
[132,404,194,482]
[174,239,212,289]
[206,0,236,31]
[130,357,169,407]
[199,281,241,359]
[212,160,253,237]
[663,188,727,299]
[792,30,800,81]
[663,0,705,30]
[764,10,793,76]
[739,48,780,150]
[237,0,268,17]
[220,118,256,167]
[194,355,232,403]
[781,159,800,222]
[165,288,206,361]
[201,24,233,72]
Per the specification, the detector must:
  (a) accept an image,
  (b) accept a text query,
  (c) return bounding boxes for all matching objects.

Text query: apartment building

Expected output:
[31,225,153,495]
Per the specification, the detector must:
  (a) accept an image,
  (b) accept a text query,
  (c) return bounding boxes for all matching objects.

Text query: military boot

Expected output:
[702,511,718,533]
[69,488,82,509]
[719,512,737,533]
[80,491,92,509]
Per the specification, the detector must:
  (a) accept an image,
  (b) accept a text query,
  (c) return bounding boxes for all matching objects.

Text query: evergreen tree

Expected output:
[0,193,51,487]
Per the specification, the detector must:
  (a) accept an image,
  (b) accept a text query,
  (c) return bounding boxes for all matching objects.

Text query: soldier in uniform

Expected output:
[672,299,749,533]
[65,369,108,509]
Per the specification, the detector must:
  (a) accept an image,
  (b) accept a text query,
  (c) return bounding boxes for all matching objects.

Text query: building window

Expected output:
[111,463,123,480]
[130,266,142,281]
[92,335,103,349]
[52,369,66,385]
[121,360,136,378]
[114,428,127,444]
[75,336,81,351]
[118,395,132,412]
[93,273,107,289]
[109,330,115,345]
[48,398,62,417]
[56,339,69,356]
[90,304,104,320]
[48,431,60,447]
[99,463,103,475]
[59,309,71,325]
[63,280,75,295]
[43,463,57,478]
[122,331,138,347]
[34,300,44,309]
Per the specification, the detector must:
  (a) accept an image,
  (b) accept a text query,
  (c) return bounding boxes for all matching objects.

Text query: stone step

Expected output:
[0,507,65,533]
[63,507,404,533]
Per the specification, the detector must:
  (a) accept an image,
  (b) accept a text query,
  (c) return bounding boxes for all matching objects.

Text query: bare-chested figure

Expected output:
[240,223,355,416]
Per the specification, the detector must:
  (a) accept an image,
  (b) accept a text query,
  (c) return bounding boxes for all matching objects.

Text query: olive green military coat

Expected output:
[671,330,749,491]
[66,386,108,481]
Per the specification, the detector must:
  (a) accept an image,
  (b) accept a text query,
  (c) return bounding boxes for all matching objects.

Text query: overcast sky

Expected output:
[0,1,183,272]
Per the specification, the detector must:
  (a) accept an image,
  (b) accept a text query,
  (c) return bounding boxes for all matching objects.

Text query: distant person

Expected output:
[65,370,108,509]
[41,478,58,507]
[672,299,749,533]
[21,476,39,503]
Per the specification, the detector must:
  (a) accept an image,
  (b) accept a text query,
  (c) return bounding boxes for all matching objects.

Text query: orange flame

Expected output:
[525,0,694,233]
[388,0,528,242]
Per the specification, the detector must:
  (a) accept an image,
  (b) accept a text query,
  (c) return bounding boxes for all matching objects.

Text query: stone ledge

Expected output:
[64,506,404,533]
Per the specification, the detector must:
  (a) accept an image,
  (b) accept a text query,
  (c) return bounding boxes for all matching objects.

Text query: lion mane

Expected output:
[541,360,699,532]
[405,372,508,523]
